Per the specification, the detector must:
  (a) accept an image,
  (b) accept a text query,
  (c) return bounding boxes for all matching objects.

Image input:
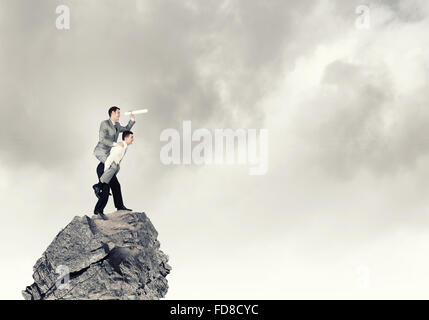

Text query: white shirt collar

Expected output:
[110,119,116,127]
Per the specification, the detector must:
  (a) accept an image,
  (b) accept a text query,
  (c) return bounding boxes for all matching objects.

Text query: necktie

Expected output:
[114,124,117,132]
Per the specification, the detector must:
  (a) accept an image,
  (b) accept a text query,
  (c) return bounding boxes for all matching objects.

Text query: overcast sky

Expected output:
[2,0,429,299]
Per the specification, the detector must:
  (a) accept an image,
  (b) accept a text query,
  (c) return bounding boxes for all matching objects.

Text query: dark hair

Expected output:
[122,130,133,140]
[108,106,120,117]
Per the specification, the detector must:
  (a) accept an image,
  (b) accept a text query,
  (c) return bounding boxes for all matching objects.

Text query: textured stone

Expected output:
[22,211,171,300]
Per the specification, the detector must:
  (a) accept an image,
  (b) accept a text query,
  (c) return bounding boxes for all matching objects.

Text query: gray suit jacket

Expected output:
[93,119,135,163]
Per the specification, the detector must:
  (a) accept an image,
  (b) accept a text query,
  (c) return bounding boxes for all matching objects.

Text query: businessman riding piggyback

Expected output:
[92,106,136,220]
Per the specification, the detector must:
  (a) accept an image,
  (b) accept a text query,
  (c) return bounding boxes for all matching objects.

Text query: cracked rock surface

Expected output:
[22,211,171,300]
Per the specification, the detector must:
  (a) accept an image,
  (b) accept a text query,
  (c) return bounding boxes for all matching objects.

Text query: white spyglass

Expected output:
[124,109,148,115]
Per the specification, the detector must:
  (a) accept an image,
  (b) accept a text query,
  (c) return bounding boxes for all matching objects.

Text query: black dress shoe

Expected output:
[92,183,102,199]
[94,210,108,220]
[117,206,132,211]
[99,212,109,220]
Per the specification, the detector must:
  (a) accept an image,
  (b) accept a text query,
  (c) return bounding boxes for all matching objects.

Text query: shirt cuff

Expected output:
[130,118,135,122]
[112,142,117,147]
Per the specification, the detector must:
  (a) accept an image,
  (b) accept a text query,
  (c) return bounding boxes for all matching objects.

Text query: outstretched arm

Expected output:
[118,112,136,132]
[117,119,135,132]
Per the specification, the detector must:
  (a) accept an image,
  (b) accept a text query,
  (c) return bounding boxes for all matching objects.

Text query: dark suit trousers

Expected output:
[94,162,124,213]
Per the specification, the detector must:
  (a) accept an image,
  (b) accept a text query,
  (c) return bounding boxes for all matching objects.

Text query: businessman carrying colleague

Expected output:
[92,106,135,219]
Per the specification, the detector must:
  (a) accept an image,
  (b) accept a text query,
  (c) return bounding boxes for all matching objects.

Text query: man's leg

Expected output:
[94,161,109,218]
[94,162,113,196]
[95,151,108,164]
[109,174,125,210]
[96,162,105,180]
[94,183,109,213]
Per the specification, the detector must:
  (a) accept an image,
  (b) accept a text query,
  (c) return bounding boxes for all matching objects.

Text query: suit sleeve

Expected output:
[118,119,136,132]
[99,121,115,147]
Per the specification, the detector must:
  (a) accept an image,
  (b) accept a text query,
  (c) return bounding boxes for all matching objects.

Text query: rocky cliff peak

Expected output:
[22,211,171,300]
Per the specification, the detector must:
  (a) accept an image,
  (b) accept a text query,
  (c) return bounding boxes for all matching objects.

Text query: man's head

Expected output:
[108,106,120,122]
[122,130,134,145]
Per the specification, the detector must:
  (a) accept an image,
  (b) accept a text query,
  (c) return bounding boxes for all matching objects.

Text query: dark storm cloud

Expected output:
[2,0,426,173]
[4,0,429,300]
[0,0,320,170]
[297,59,429,180]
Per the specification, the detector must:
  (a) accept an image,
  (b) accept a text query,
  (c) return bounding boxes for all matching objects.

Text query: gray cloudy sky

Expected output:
[2,0,429,299]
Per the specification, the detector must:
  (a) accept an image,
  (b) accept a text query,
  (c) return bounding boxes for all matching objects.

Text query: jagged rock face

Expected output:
[22,211,171,300]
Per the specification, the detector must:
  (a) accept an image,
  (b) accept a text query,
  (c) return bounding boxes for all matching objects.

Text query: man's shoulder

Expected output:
[109,145,122,155]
